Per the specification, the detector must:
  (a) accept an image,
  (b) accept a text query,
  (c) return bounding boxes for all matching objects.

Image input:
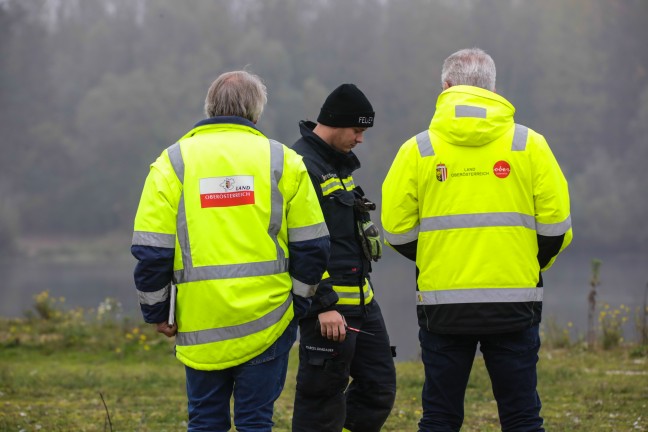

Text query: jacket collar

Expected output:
[193,116,260,131]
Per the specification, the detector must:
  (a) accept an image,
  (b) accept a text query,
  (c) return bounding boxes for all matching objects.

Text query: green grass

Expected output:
[1,327,646,431]
[1,293,647,431]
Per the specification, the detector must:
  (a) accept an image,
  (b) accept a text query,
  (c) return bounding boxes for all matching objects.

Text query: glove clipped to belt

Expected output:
[358,219,382,262]
[353,191,382,262]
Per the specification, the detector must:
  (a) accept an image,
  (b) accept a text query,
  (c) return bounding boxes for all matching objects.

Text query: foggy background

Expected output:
[1,0,647,360]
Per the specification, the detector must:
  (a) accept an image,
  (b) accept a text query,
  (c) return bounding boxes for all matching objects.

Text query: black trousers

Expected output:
[292,301,397,432]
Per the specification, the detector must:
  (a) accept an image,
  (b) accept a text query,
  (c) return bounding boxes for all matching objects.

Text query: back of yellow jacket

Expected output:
[132,117,329,369]
[382,86,572,333]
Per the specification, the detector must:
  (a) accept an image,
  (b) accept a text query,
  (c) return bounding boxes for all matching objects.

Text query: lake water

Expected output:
[1,247,646,361]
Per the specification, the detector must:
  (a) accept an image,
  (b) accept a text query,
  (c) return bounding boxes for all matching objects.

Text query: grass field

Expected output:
[1,295,647,431]
[1,328,647,431]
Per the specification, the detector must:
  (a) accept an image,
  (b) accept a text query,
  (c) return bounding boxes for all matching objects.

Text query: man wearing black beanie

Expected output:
[291,84,397,432]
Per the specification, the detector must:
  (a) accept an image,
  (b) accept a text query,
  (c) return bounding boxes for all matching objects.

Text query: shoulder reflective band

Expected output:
[342,177,355,190]
[168,141,184,180]
[321,176,355,196]
[416,123,529,158]
[511,124,529,151]
[415,131,434,158]
[167,139,289,284]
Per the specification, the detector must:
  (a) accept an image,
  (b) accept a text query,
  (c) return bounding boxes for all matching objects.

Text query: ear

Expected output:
[442,81,451,90]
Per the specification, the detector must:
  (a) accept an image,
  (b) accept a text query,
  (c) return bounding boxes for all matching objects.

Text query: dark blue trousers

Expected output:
[418,325,544,432]
[292,301,397,432]
[184,321,297,432]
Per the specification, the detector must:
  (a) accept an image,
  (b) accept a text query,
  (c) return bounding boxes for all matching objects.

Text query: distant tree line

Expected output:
[1,0,646,253]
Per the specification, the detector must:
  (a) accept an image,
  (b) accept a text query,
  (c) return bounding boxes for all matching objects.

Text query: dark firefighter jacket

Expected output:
[292,120,376,317]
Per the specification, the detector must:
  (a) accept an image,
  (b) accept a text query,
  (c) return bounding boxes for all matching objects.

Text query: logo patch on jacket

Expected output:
[436,163,448,182]
[199,175,255,207]
[493,161,511,178]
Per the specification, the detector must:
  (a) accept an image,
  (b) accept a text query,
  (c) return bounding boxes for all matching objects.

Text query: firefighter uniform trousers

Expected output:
[292,300,396,432]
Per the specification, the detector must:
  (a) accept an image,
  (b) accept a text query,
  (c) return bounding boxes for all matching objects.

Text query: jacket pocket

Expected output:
[321,190,355,238]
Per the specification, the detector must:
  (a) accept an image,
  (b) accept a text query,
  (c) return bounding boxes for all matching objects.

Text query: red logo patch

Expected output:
[200,176,255,208]
[493,161,511,178]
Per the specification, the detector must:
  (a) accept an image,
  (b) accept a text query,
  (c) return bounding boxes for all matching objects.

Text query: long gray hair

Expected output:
[204,70,267,122]
[441,48,496,92]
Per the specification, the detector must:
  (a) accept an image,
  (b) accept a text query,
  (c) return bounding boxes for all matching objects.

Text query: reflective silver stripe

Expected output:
[417,287,543,305]
[170,139,287,284]
[536,215,571,236]
[292,277,317,298]
[415,131,434,157]
[132,231,175,248]
[455,105,487,118]
[384,226,420,245]
[511,124,529,151]
[289,222,329,242]
[342,177,355,189]
[167,142,193,269]
[177,191,193,271]
[321,176,353,195]
[175,259,289,283]
[268,139,286,262]
[335,283,373,300]
[420,212,536,232]
[321,179,343,195]
[137,283,169,305]
[167,142,184,180]
[175,294,292,346]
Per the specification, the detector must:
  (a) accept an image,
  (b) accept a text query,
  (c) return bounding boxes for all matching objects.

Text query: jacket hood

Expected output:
[429,85,515,147]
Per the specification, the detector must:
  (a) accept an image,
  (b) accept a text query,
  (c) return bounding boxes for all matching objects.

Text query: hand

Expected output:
[155,321,177,337]
[317,310,347,342]
[358,220,382,261]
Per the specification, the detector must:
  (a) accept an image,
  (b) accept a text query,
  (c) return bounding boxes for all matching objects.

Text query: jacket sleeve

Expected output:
[531,132,573,271]
[382,138,421,260]
[131,151,181,323]
[284,150,330,318]
[390,240,418,262]
[131,245,174,323]
[295,166,339,314]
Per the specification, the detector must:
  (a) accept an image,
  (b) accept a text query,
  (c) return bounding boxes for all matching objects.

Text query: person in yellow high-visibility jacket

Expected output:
[382,48,572,432]
[131,70,330,432]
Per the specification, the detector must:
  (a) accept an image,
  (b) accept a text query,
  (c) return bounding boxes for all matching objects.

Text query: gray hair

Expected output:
[204,70,267,122]
[441,48,496,91]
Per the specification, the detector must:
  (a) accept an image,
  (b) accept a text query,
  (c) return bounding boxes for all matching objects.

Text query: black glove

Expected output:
[353,193,381,262]
[354,196,376,212]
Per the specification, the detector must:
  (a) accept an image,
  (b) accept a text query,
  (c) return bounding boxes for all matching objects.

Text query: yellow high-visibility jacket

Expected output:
[382,86,572,333]
[132,118,330,369]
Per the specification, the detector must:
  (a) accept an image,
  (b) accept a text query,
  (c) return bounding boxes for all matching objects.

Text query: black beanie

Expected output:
[317,83,375,128]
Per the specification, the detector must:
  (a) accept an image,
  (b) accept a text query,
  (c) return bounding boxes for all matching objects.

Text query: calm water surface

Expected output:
[1,247,646,361]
